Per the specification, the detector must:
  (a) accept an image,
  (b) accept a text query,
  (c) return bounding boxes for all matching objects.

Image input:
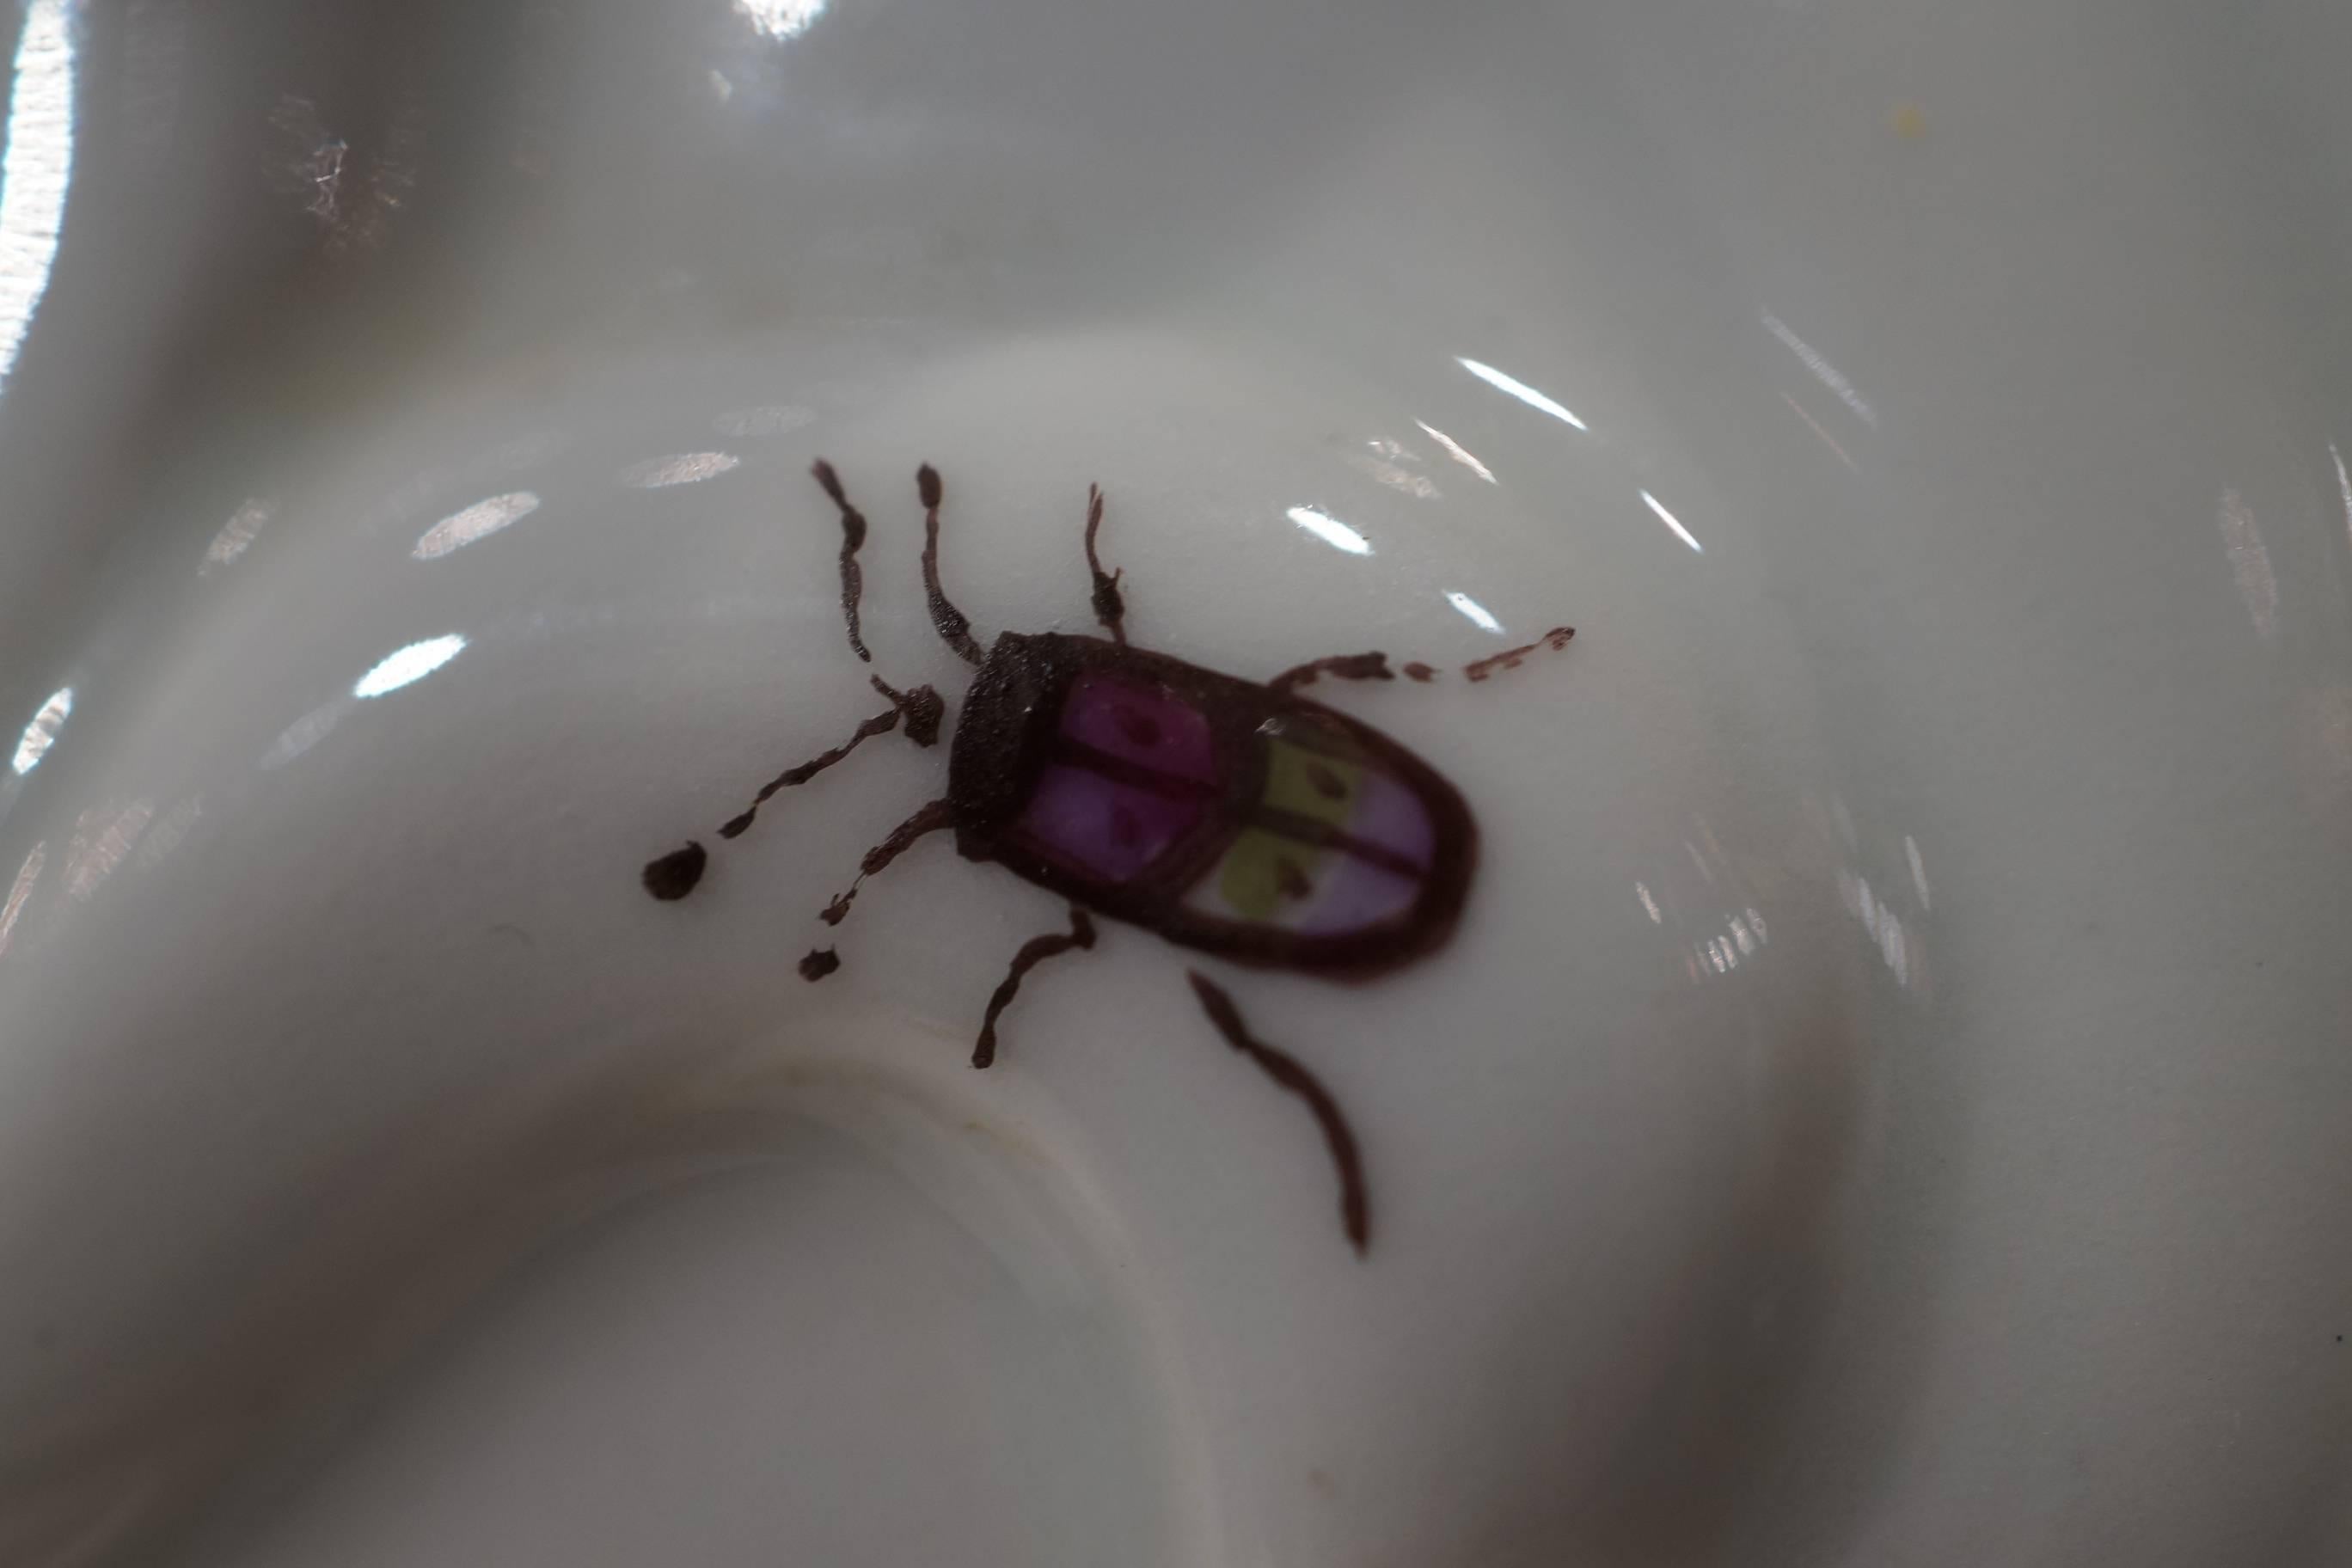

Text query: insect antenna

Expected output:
[1463,626,1575,683]
[867,674,946,746]
[1081,484,1128,645]
[1269,651,1393,695]
[639,464,959,902]
[641,841,708,901]
[917,464,988,666]
[1270,626,1575,693]
[714,701,902,841]
[1185,971,1369,1255]
[811,459,873,664]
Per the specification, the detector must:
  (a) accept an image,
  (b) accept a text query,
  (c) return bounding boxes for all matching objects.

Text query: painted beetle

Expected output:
[642,462,1573,1253]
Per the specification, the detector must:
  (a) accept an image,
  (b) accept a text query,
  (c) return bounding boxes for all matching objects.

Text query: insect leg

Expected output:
[1461,625,1575,683]
[916,464,988,666]
[1184,971,1369,1256]
[819,796,955,925]
[971,907,1097,1068]
[811,459,874,665]
[1081,484,1128,646]
[1268,651,1395,695]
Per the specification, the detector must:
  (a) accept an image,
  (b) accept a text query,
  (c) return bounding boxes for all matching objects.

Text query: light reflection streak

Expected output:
[202,499,273,573]
[2333,444,2352,551]
[0,841,42,957]
[735,0,826,40]
[487,430,571,470]
[618,452,740,489]
[2306,688,2352,794]
[1444,591,1504,634]
[260,699,351,769]
[353,634,466,699]
[1286,505,1371,555]
[1348,450,1439,499]
[0,0,76,392]
[1685,914,1769,983]
[268,95,342,224]
[1456,357,1586,431]
[136,796,201,870]
[414,491,539,560]
[1779,390,1859,472]
[268,90,418,253]
[714,404,813,437]
[66,799,150,900]
[1694,817,1736,886]
[1905,835,1932,910]
[1414,421,1496,483]
[1839,867,1924,995]
[2217,487,2280,641]
[361,465,451,536]
[11,685,70,774]
[1761,312,1877,427]
[1645,867,1770,984]
[1641,490,1703,553]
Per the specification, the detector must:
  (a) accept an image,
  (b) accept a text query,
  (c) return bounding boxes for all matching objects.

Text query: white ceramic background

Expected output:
[2,2,2349,1565]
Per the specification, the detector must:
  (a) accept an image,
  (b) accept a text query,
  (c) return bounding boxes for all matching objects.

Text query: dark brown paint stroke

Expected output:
[1186,970,1369,1255]
[1248,805,1426,879]
[1269,651,1394,695]
[819,797,955,925]
[971,907,1097,1068]
[1082,484,1128,645]
[917,463,987,666]
[1050,737,1222,803]
[811,459,873,664]
[1463,625,1574,683]
[641,841,707,901]
[870,675,945,747]
[718,707,901,840]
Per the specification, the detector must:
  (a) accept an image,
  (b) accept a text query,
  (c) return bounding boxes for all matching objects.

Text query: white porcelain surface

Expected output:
[3,2,2349,1564]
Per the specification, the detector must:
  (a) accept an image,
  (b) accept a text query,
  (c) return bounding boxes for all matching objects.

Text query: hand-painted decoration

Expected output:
[642,462,1574,1253]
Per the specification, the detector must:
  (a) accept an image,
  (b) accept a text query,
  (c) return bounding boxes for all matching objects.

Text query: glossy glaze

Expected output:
[1,2,2349,1565]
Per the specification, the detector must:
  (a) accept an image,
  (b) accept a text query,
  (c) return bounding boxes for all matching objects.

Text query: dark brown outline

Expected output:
[946,632,1475,977]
